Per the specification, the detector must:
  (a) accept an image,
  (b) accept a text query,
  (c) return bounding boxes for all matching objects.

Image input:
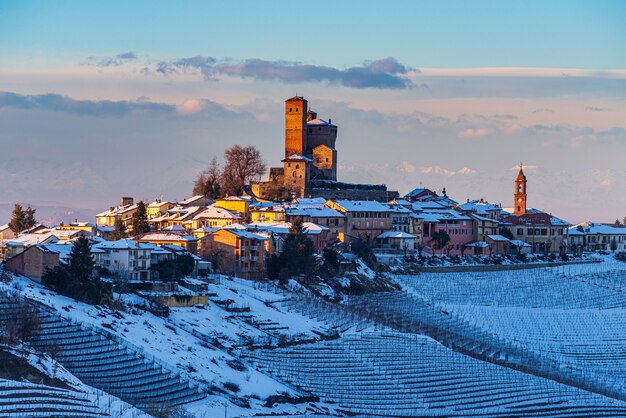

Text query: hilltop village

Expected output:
[1,95,625,282]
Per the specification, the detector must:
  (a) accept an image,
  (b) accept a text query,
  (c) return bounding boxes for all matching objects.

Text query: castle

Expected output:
[251,96,397,201]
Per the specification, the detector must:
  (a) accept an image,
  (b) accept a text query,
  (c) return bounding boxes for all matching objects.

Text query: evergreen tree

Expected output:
[499,227,514,240]
[68,236,95,285]
[431,230,451,255]
[110,217,126,240]
[24,205,37,229]
[8,204,28,235]
[280,217,316,276]
[615,219,623,228]
[131,201,150,235]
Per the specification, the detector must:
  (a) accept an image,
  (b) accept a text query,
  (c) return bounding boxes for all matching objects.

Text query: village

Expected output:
[1,96,625,293]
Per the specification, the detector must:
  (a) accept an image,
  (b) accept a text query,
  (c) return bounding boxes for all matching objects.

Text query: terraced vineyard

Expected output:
[247,257,626,416]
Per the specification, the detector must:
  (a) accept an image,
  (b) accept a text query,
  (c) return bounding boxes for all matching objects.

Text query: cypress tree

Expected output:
[131,201,150,235]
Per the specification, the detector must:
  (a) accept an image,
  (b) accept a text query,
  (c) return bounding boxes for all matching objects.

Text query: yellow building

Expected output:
[215,197,250,220]
[250,205,287,223]
[96,197,138,227]
[147,199,173,219]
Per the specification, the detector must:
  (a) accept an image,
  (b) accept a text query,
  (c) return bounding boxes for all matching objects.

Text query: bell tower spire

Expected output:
[514,163,527,216]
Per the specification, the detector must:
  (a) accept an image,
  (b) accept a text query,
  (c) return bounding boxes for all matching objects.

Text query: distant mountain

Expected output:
[0,203,99,227]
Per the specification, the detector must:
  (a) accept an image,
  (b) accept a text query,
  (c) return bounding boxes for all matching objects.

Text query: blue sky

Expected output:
[0,1,625,223]
[2,0,625,69]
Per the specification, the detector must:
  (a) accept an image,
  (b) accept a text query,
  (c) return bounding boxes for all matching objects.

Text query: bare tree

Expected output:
[221,145,266,196]
[192,157,223,198]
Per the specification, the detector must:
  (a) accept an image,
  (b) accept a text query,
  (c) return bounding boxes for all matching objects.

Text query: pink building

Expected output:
[420,210,475,255]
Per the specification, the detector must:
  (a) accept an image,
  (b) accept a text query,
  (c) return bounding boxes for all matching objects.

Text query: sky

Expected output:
[1,0,625,224]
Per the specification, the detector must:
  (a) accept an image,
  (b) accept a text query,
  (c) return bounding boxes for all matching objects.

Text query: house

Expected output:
[419,209,474,255]
[133,231,198,255]
[93,239,152,280]
[5,245,61,281]
[215,196,251,221]
[200,228,268,279]
[0,224,16,240]
[569,222,626,252]
[188,204,243,230]
[96,197,139,228]
[376,231,417,253]
[502,211,570,254]
[404,188,438,202]
[250,204,288,223]
[179,195,213,208]
[485,234,511,255]
[5,232,60,259]
[148,206,205,231]
[456,199,504,241]
[325,200,393,243]
[247,221,331,254]
[285,205,346,238]
[147,199,174,219]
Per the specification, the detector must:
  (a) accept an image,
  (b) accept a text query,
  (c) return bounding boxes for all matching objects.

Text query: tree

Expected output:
[322,247,340,272]
[131,201,150,235]
[8,204,27,235]
[221,145,266,196]
[68,236,96,285]
[193,157,223,198]
[610,238,618,252]
[615,219,623,228]
[110,217,126,240]
[24,205,37,229]
[430,230,451,255]
[499,227,514,240]
[282,217,317,275]
[623,216,626,226]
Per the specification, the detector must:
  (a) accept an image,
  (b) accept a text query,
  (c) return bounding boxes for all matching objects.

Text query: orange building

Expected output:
[200,229,267,279]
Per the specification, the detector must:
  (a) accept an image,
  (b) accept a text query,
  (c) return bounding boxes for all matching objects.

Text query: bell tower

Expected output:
[514,163,527,216]
[285,96,308,158]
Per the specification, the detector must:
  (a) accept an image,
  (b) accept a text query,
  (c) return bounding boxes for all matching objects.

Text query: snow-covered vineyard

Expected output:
[1,256,626,416]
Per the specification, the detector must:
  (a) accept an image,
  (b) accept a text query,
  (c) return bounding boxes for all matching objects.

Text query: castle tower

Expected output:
[285,96,308,158]
[514,164,527,216]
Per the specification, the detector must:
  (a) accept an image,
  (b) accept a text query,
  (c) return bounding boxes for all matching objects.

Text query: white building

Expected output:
[93,239,152,280]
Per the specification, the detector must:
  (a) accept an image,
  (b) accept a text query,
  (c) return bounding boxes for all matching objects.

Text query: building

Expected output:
[133,231,198,255]
[247,221,331,254]
[200,228,267,279]
[503,166,570,254]
[5,245,61,281]
[252,95,397,201]
[215,196,251,220]
[147,199,174,219]
[569,222,626,252]
[420,209,474,255]
[326,200,393,243]
[96,197,139,229]
[93,239,152,280]
[376,231,417,253]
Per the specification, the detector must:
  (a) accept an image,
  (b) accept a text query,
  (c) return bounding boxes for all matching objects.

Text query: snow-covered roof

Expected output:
[295,197,327,206]
[194,226,220,234]
[286,206,344,218]
[223,223,247,230]
[377,231,416,239]
[331,200,393,213]
[465,241,490,248]
[221,229,269,241]
[96,203,138,217]
[457,199,502,215]
[420,209,472,223]
[94,239,141,250]
[571,222,626,235]
[135,232,196,242]
[7,232,59,247]
[193,205,242,220]
[0,223,9,232]
[179,195,208,205]
[411,201,449,211]
[282,154,313,162]
[510,239,532,247]
[306,118,336,127]
[248,222,329,235]
[162,225,187,231]
[148,200,170,207]
[487,234,510,242]
[37,243,75,262]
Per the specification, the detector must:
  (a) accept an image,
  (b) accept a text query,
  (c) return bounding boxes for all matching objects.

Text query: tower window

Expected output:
[316,158,320,163]
[517,206,521,212]
[289,108,292,112]
[326,158,329,162]
[295,164,299,169]
[296,108,299,112]
[293,172,296,177]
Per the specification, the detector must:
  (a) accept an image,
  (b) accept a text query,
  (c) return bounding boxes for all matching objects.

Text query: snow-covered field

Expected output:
[2,255,626,416]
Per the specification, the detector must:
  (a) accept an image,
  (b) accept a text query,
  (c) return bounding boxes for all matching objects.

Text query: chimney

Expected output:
[121,197,134,206]
[329,118,332,124]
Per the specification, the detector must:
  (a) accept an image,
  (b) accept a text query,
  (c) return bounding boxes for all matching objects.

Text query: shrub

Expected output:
[223,381,240,392]
[616,252,626,263]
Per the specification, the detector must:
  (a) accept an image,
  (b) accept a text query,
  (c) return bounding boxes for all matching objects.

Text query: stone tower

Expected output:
[285,96,308,158]
[514,164,527,216]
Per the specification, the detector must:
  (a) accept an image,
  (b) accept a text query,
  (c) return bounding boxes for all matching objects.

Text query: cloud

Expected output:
[399,161,416,173]
[0,91,245,119]
[585,106,610,112]
[421,166,476,177]
[152,56,416,89]
[509,164,538,171]
[85,51,138,67]
[458,127,489,138]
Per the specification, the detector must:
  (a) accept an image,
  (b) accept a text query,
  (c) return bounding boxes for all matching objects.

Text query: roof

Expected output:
[295,197,327,205]
[503,211,570,226]
[7,232,59,247]
[405,188,437,198]
[510,239,532,247]
[286,206,344,218]
[94,239,141,250]
[465,241,490,248]
[248,222,329,235]
[457,199,502,215]
[193,205,242,220]
[487,234,510,242]
[285,96,306,102]
[96,203,138,217]
[419,209,472,223]
[330,200,393,213]
[571,222,626,235]
[377,231,416,239]
[148,200,170,207]
[307,118,336,127]
[282,154,313,163]
[220,228,268,241]
[0,224,9,232]
[134,232,197,242]
[516,167,526,181]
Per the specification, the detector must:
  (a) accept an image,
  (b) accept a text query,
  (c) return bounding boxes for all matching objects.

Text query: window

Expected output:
[295,164,299,169]
[326,158,329,162]
[308,128,312,133]
[293,172,296,177]
[296,108,299,112]
[517,228,524,235]
[289,108,292,112]
[316,157,320,163]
